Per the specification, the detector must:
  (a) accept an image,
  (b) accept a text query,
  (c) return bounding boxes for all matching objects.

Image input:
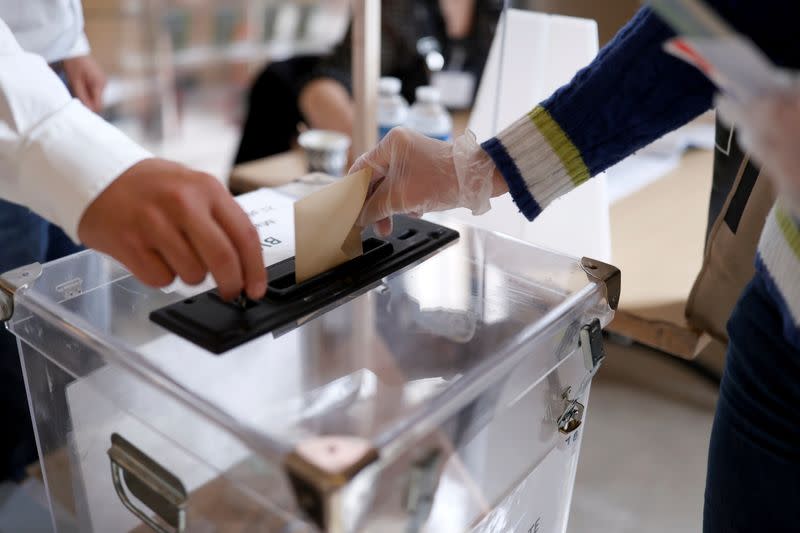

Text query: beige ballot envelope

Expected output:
[293,169,373,282]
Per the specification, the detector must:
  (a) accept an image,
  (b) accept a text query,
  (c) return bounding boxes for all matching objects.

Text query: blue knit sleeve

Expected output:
[542,7,715,176]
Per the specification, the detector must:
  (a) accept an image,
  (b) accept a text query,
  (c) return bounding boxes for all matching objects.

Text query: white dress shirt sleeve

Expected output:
[0,17,151,243]
[65,31,91,59]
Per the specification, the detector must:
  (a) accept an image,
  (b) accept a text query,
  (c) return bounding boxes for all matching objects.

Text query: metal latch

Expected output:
[557,387,585,435]
[0,262,42,322]
[108,433,187,533]
[580,318,606,372]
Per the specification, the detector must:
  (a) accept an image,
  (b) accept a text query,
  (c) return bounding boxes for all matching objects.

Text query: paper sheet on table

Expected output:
[293,169,372,283]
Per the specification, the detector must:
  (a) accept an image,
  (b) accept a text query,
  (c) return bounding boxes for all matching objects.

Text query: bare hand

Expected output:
[63,55,107,113]
[78,159,267,300]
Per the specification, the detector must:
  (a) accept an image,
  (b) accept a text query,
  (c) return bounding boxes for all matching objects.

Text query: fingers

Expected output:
[348,129,395,177]
[374,217,393,237]
[353,128,414,228]
[141,209,206,285]
[78,159,269,300]
[88,70,107,112]
[181,206,245,301]
[118,247,175,288]
[358,179,396,228]
[71,76,92,110]
[88,81,104,112]
[212,197,267,300]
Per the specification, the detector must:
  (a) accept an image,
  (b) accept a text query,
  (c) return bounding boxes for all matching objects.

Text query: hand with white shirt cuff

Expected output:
[78,159,267,301]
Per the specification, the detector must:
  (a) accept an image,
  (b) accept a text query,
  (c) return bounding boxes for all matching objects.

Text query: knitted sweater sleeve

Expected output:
[481,7,716,220]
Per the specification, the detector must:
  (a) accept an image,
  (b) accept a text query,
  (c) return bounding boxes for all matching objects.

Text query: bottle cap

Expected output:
[415,86,440,104]
[379,77,402,96]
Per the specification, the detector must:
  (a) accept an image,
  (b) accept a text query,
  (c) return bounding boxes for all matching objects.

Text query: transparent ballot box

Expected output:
[3,220,617,532]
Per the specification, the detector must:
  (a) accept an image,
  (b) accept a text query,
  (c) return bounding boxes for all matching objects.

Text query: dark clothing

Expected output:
[704,272,800,532]
[303,0,501,102]
[0,201,83,482]
[235,56,320,164]
[234,0,501,165]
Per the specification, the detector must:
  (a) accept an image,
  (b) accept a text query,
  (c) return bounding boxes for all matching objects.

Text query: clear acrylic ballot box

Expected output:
[2,220,617,533]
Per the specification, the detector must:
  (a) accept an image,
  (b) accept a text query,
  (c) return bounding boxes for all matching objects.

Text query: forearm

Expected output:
[484,7,716,220]
[298,78,354,136]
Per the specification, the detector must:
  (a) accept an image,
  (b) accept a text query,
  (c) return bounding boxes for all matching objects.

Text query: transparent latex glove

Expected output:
[717,89,800,211]
[351,127,504,236]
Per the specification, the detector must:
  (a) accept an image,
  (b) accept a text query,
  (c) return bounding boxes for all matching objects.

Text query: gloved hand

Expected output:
[717,89,800,210]
[351,127,507,236]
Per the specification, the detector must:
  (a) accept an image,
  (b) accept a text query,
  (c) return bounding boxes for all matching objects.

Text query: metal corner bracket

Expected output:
[284,435,379,530]
[580,257,621,310]
[0,262,43,322]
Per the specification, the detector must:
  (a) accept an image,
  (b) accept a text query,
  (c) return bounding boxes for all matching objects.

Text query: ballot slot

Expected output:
[149,216,459,354]
[266,237,393,301]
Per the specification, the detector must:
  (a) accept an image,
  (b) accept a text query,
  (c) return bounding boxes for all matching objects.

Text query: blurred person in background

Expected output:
[233,0,503,166]
[1,3,266,483]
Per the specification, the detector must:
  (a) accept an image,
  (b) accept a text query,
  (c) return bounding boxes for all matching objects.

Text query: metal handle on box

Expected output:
[108,433,187,533]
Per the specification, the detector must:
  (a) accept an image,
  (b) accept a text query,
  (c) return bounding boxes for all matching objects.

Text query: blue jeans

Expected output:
[0,199,82,481]
[704,272,800,531]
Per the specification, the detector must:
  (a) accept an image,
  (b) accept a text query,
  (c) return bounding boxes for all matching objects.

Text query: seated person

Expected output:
[233,0,502,165]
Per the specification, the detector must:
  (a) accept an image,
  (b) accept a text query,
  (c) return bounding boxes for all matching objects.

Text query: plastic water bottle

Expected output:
[406,86,452,141]
[377,77,409,140]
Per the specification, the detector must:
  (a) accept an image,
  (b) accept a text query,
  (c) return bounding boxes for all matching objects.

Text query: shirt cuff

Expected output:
[481,105,590,221]
[65,32,91,59]
[16,99,151,243]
